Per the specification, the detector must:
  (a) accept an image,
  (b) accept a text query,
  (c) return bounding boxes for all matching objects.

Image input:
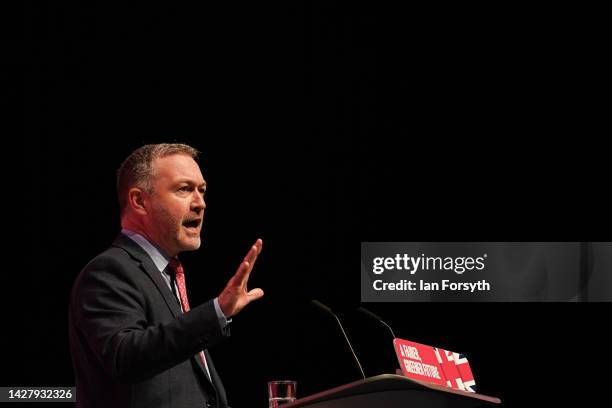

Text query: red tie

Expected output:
[168,258,211,380]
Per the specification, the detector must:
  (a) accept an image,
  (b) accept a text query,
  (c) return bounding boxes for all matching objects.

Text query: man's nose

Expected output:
[191,191,206,213]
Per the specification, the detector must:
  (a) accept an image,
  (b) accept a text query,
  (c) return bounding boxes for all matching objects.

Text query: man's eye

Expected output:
[179,186,191,192]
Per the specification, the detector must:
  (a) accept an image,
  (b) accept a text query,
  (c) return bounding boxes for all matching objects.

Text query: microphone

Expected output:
[357,307,402,376]
[311,300,366,379]
[357,306,396,339]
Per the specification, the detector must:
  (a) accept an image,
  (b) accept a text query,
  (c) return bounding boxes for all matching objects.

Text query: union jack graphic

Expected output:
[452,352,476,393]
[434,348,477,393]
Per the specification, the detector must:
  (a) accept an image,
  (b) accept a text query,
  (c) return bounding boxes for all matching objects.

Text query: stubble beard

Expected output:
[155,204,201,254]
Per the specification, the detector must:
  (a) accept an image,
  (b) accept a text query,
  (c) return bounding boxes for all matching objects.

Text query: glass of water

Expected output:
[268,380,297,407]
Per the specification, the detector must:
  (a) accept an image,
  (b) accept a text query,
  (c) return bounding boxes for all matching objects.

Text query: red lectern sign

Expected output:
[392,339,447,386]
[393,338,477,392]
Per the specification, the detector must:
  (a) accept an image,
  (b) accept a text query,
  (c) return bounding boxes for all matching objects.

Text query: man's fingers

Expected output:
[241,239,263,281]
[231,242,262,288]
[220,240,263,317]
[244,239,263,263]
[228,261,250,288]
[244,244,259,265]
[247,288,264,301]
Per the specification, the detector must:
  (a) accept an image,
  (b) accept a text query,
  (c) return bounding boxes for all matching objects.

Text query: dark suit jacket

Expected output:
[69,234,230,408]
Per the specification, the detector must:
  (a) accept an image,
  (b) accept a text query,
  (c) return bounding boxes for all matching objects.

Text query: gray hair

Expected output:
[117,143,199,214]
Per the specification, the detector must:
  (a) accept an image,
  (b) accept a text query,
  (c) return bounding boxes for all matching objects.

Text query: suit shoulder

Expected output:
[73,246,142,290]
[82,246,138,274]
[70,246,148,308]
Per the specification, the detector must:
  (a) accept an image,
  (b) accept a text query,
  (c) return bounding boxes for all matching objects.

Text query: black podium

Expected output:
[284,374,501,408]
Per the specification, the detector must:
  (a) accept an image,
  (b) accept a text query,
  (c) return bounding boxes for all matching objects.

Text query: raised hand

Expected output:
[218,239,264,317]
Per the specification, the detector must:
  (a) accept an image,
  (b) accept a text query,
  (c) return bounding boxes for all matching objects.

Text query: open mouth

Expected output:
[182,219,201,230]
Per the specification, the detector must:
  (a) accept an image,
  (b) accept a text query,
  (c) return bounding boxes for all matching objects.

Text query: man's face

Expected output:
[143,154,206,257]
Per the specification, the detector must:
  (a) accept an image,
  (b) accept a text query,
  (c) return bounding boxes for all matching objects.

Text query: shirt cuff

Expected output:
[213,297,232,329]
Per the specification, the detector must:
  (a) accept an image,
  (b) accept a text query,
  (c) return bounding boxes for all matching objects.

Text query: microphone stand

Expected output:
[311,300,366,379]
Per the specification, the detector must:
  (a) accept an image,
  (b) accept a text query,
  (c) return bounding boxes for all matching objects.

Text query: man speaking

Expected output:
[69,143,263,408]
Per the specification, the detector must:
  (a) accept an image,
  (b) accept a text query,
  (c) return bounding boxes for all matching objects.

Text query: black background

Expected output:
[4,1,610,407]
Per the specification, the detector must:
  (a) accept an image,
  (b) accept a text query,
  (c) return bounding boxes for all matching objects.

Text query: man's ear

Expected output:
[127,188,148,215]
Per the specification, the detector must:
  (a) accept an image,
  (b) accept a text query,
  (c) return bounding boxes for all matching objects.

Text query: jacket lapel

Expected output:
[112,234,215,386]
[111,234,182,318]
